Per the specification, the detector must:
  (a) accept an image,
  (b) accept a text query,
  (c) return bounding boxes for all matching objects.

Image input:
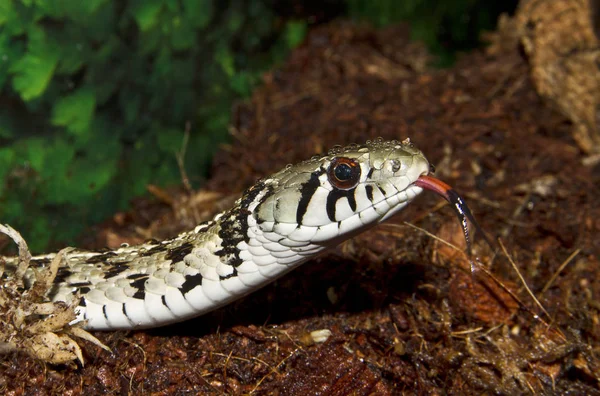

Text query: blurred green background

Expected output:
[0,0,518,252]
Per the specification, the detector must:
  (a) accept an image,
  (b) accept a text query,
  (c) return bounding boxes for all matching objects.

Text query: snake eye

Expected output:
[328,157,361,190]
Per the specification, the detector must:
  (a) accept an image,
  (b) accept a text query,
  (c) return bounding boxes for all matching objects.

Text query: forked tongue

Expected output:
[414,175,493,256]
[416,177,548,324]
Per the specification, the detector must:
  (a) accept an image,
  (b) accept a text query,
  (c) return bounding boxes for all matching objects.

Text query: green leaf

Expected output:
[226,12,243,33]
[64,0,108,18]
[0,0,14,26]
[119,90,141,124]
[170,16,196,50]
[90,36,122,103]
[284,21,307,49]
[66,153,118,199]
[19,137,47,172]
[51,87,96,137]
[0,33,25,93]
[229,71,255,97]
[131,0,163,31]
[30,0,65,19]
[82,2,116,41]
[38,138,75,183]
[30,0,107,19]
[156,127,185,153]
[183,0,213,29]
[0,0,28,36]
[23,214,51,253]
[9,32,59,101]
[39,134,119,204]
[52,27,88,75]
[214,45,235,77]
[0,118,13,138]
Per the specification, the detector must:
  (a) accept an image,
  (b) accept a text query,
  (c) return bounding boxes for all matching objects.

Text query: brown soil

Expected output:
[2,13,600,396]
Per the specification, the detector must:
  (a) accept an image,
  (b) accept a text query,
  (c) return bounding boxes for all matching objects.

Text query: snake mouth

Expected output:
[414,175,492,254]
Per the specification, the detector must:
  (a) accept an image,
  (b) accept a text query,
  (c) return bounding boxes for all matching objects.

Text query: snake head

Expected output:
[249,138,431,250]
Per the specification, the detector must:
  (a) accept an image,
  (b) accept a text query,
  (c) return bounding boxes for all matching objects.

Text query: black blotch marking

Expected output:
[180,273,203,295]
[139,244,168,257]
[365,185,374,202]
[161,295,168,308]
[347,191,357,211]
[296,168,325,224]
[79,297,86,307]
[325,191,338,222]
[53,267,73,285]
[127,273,147,280]
[49,267,80,301]
[254,183,275,225]
[219,267,238,281]
[102,305,108,319]
[378,186,387,196]
[325,187,357,222]
[195,220,213,233]
[366,168,374,179]
[70,282,92,288]
[122,304,135,326]
[85,251,118,264]
[31,257,52,266]
[130,276,148,300]
[104,265,129,279]
[217,180,274,268]
[165,241,194,263]
[79,286,91,295]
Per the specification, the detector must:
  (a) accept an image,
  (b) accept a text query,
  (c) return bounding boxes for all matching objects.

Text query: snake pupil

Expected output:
[327,157,361,189]
[334,164,352,181]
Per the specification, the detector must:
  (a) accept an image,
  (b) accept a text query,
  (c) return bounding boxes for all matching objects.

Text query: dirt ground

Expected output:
[2,8,600,396]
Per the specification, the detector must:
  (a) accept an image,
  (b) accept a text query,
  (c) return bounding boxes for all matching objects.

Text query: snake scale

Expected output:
[2,138,474,331]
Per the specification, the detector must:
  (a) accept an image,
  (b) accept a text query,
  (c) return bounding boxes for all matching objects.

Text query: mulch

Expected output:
[2,16,599,395]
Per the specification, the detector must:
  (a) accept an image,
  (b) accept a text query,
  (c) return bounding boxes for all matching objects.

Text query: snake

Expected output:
[2,138,479,331]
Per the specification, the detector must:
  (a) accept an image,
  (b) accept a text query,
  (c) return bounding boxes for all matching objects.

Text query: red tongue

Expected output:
[414,175,454,201]
[414,175,493,255]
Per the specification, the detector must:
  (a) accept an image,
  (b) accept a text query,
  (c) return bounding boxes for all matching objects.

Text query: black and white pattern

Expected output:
[3,138,431,330]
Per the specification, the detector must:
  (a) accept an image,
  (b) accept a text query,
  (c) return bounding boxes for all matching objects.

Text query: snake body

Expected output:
[3,139,431,330]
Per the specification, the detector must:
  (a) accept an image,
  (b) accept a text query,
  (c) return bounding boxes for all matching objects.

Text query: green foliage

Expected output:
[0,0,514,253]
[0,0,306,252]
[51,87,96,136]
